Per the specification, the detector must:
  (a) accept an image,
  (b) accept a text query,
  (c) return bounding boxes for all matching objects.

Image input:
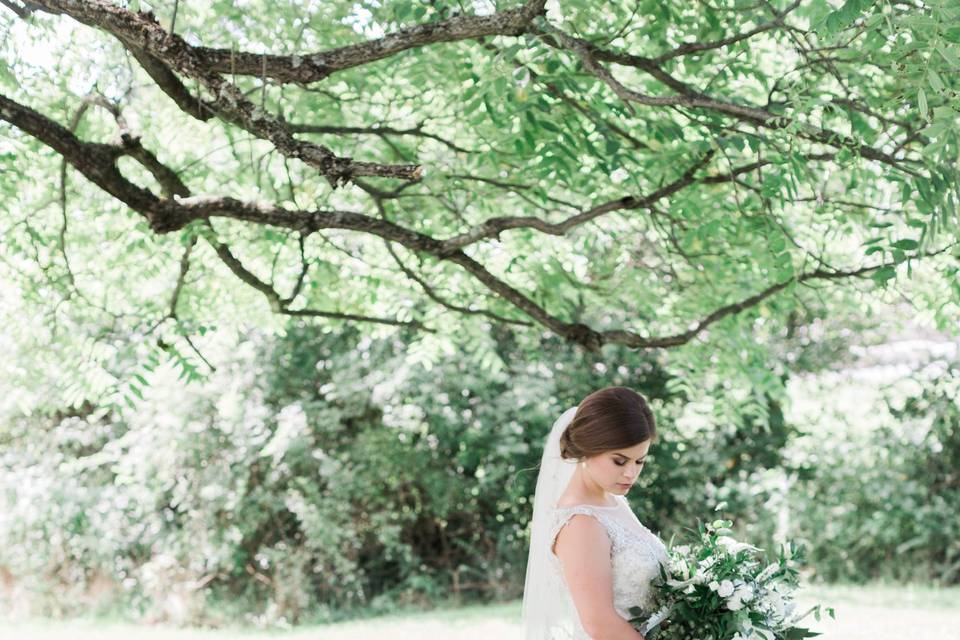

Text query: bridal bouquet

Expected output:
[628,516,834,640]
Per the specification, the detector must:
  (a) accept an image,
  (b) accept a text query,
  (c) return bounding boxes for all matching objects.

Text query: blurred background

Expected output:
[2,0,959,638]
[2,307,958,638]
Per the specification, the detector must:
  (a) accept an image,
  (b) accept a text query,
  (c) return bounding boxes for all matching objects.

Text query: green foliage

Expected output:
[3,315,954,626]
[789,370,960,584]
[0,0,958,629]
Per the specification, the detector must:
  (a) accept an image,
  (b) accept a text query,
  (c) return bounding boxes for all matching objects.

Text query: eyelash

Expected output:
[615,460,645,467]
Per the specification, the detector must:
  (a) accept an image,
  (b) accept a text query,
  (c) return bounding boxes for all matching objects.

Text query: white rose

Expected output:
[718,580,735,597]
[610,167,630,184]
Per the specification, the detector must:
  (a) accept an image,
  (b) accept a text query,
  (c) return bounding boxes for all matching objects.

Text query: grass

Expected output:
[2,583,958,639]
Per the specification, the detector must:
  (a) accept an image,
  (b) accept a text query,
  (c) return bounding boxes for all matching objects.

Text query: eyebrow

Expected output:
[613,453,647,461]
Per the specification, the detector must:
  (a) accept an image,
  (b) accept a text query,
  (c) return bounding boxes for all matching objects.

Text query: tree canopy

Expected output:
[1,0,958,401]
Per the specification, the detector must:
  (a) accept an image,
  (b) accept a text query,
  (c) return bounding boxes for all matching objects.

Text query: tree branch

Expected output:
[195,1,548,83]
[207,225,430,330]
[4,90,951,354]
[438,151,715,251]
[543,26,922,174]
[31,0,422,187]
[651,0,802,64]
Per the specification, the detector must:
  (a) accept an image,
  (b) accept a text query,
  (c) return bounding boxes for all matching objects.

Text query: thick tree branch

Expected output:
[122,43,216,121]
[196,1,548,83]
[31,0,422,186]
[4,91,951,354]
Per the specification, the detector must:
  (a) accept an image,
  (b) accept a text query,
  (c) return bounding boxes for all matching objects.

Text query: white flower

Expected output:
[708,580,720,592]
[717,580,735,597]
[545,0,564,22]
[670,557,691,578]
[726,584,755,611]
[610,167,630,184]
[472,0,496,16]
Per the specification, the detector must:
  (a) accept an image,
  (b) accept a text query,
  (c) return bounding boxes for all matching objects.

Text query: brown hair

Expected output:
[559,386,657,460]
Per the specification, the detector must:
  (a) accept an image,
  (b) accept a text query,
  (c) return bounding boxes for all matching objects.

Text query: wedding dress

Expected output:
[522,406,669,639]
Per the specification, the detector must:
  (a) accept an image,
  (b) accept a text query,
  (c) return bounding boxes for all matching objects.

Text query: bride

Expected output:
[521,386,669,639]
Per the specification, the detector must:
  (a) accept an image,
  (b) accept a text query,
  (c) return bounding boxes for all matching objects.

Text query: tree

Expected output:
[1,0,957,369]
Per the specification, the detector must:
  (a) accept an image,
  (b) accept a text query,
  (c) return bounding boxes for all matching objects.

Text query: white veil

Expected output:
[521,405,581,639]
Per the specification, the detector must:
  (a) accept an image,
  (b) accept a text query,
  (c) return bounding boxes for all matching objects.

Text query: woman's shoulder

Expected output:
[550,507,614,556]
[550,501,620,540]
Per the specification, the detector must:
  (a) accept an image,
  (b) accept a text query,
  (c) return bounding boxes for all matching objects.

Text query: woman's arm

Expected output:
[554,514,645,640]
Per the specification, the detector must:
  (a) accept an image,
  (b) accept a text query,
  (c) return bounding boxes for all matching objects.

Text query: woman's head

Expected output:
[560,386,657,494]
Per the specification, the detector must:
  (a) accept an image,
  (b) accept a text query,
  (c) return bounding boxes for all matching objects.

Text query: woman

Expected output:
[522,386,668,639]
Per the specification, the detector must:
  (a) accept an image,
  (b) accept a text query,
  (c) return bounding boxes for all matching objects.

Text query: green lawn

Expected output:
[2,584,958,639]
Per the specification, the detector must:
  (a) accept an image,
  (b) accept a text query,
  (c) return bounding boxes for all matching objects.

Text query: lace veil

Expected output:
[521,404,580,639]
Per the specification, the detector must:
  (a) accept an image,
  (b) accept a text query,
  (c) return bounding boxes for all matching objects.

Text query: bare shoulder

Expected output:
[553,512,611,557]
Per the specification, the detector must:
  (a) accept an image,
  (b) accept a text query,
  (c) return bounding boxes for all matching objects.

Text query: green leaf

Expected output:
[917,87,928,120]
[928,69,945,93]
[891,239,918,250]
[871,265,897,283]
[769,234,786,253]
[540,120,561,133]
[936,44,960,69]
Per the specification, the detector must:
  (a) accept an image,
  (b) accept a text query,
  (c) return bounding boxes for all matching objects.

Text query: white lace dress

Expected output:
[547,494,669,639]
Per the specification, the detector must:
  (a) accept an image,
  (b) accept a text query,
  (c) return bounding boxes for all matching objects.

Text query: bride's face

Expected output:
[586,440,651,494]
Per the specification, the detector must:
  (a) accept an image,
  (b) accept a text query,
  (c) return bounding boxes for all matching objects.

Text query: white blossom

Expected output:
[610,167,630,184]
[545,0,564,23]
[717,579,735,597]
